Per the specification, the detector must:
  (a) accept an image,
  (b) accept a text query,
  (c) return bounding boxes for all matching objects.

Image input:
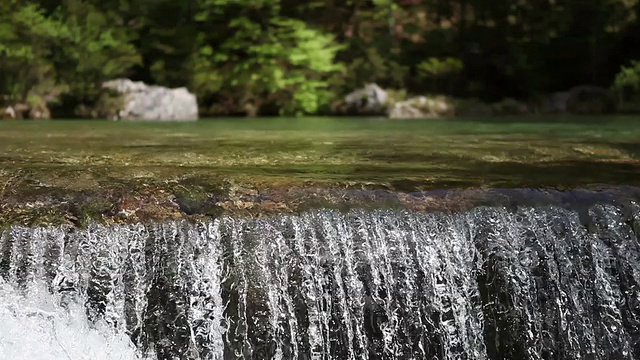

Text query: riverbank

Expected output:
[2,81,639,120]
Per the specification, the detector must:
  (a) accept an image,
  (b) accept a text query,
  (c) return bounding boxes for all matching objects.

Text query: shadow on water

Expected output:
[344,159,640,191]
[460,159,640,188]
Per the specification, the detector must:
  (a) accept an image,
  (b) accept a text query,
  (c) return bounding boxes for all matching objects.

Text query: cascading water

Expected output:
[1,203,639,359]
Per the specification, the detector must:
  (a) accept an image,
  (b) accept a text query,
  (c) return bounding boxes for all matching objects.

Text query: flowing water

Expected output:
[2,116,640,190]
[1,202,639,359]
[2,117,640,359]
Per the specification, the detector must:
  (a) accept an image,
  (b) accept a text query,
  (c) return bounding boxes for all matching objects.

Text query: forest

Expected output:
[1,0,640,118]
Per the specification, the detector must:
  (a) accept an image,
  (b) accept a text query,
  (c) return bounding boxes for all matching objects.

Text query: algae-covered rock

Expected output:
[173,186,223,217]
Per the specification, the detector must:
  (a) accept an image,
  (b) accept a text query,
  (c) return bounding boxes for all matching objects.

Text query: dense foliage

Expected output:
[1,0,640,116]
[613,60,640,111]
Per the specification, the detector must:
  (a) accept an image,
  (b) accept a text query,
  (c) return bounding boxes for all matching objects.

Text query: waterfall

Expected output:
[1,203,639,359]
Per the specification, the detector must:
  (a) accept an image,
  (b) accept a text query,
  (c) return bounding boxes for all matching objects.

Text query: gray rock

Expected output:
[102,79,148,94]
[388,101,427,119]
[2,106,16,119]
[28,103,51,120]
[101,79,198,121]
[344,83,388,114]
[388,96,453,119]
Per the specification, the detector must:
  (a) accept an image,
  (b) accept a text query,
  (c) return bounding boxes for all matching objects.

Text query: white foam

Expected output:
[0,280,145,360]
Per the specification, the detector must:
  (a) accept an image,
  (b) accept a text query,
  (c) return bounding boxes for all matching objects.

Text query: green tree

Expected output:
[0,1,68,112]
[193,0,344,116]
[4,0,640,118]
[55,0,140,101]
[612,60,640,111]
[417,57,464,94]
[0,0,140,116]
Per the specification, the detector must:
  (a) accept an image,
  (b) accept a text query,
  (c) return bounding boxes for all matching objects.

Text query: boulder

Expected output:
[1,103,51,120]
[388,101,427,119]
[388,96,454,119]
[28,102,51,120]
[1,106,16,120]
[100,79,198,121]
[343,83,388,115]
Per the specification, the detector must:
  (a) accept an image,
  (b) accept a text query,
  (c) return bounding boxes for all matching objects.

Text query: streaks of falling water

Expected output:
[0,203,639,359]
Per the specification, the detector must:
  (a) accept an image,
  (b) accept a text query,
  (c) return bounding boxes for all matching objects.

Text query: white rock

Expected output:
[102,79,198,121]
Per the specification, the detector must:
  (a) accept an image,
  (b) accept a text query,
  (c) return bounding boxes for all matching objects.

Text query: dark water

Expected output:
[1,199,639,359]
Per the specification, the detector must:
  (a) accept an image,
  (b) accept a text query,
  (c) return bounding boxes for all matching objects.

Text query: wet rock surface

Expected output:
[1,172,639,226]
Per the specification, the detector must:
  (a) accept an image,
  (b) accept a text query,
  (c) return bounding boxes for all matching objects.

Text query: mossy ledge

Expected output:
[1,172,639,228]
[2,117,640,227]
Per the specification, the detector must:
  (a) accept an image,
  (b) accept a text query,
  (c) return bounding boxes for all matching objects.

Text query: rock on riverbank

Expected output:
[340,84,618,119]
[92,79,198,121]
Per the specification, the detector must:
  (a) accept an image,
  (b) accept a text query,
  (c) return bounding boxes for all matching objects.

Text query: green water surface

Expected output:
[1,116,640,192]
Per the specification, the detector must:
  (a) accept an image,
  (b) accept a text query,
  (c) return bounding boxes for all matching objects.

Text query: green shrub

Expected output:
[195,15,344,116]
[612,61,640,111]
[490,98,529,115]
[417,57,464,78]
[452,98,493,117]
[417,57,464,94]
[385,89,408,106]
